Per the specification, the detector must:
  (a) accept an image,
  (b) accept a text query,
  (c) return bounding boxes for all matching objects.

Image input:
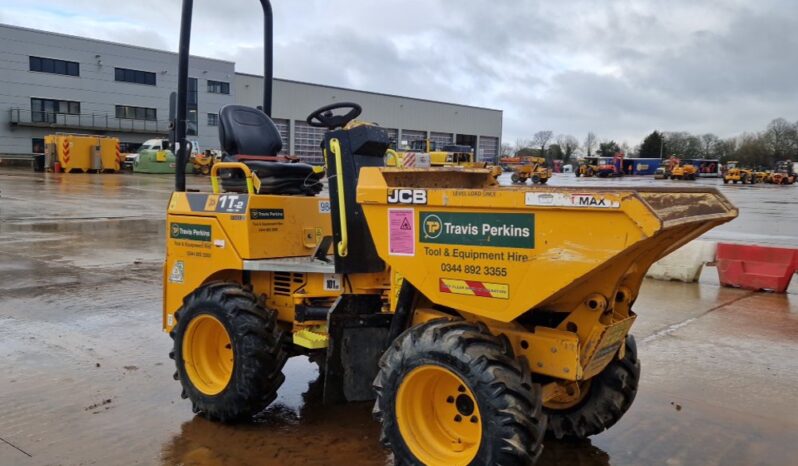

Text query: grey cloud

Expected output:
[2,0,796,145]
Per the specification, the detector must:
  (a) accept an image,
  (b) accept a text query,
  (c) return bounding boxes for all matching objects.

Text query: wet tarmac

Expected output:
[1,167,798,465]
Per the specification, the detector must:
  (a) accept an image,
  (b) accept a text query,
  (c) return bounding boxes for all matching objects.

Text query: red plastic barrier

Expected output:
[716,243,798,293]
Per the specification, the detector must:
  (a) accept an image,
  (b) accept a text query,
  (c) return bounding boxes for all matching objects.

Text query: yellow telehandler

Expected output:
[163,2,738,464]
[510,156,551,184]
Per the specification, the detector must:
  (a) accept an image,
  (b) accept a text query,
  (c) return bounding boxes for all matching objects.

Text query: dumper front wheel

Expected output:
[373,319,545,465]
[170,282,288,422]
[545,335,640,439]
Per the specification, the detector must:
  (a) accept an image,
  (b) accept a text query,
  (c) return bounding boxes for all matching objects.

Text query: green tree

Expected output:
[547,144,563,161]
[597,140,620,157]
[639,131,664,158]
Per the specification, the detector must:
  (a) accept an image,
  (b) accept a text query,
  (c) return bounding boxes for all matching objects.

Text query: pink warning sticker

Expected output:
[389,208,415,256]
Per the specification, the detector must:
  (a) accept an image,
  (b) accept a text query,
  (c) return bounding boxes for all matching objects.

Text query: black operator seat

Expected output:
[217,104,322,195]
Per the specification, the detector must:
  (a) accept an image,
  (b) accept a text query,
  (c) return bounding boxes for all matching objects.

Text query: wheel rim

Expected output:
[182,314,234,395]
[396,365,482,465]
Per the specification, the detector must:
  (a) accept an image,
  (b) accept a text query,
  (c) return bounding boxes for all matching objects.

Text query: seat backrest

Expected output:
[218,104,283,156]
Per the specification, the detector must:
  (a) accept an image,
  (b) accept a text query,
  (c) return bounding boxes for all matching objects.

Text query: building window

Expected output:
[31,98,80,123]
[29,56,79,76]
[114,67,156,86]
[207,113,218,126]
[400,129,426,148]
[382,128,398,149]
[294,120,326,164]
[430,132,453,148]
[115,105,157,121]
[207,80,230,94]
[32,138,45,154]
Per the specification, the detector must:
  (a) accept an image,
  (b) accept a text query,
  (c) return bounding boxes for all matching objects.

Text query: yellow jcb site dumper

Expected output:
[163,2,738,464]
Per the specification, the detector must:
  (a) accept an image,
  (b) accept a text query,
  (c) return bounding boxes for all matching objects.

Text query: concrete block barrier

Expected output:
[646,240,718,283]
[716,243,798,293]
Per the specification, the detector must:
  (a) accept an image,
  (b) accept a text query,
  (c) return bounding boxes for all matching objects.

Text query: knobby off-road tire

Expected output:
[170,282,288,422]
[545,335,640,439]
[373,319,546,466]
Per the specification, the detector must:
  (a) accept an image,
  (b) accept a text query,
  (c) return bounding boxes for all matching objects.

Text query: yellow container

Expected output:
[44,134,121,173]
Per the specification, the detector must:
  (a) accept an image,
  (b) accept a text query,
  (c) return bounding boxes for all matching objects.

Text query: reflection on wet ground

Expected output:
[161,355,798,466]
[162,358,387,466]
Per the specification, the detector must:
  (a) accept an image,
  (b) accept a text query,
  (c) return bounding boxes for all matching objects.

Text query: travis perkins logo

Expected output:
[170,223,211,242]
[421,212,534,249]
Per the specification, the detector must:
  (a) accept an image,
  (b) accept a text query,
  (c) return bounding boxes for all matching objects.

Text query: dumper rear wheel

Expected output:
[545,335,640,439]
[170,282,288,422]
[373,319,545,465]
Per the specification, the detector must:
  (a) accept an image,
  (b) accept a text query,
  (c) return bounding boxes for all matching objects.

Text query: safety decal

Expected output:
[168,260,185,283]
[388,208,415,256]
[524,192,620,209]
[438,278,509,300]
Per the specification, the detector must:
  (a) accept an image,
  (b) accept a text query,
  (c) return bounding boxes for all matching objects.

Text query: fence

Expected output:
[9,108,171,134]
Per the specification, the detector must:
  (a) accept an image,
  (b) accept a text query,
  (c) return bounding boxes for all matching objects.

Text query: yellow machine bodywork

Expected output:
[358,168,735,380]
[164,159,736,388]
[723,161,758,184]
[670,163,697,180]
[510,156,551,184]
[44,134,121,172]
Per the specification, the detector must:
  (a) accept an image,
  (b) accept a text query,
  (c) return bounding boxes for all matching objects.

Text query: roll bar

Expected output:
[175,0,274,192]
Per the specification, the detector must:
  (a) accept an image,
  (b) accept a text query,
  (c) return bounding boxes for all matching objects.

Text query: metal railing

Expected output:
[9,108,171,134]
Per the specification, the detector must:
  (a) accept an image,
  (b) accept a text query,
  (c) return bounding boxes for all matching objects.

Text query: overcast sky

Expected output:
[2,0,796,147]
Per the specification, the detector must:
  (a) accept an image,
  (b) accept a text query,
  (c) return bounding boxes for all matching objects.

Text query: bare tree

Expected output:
[500,143,514,157]
[583,131,597,156]
[556,134,579,164]
[532,131,553,160]
[700,133,719,158]
[765,118,797,159]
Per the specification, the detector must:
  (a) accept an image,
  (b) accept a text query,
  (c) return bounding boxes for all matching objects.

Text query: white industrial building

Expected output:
[0,23,502,163]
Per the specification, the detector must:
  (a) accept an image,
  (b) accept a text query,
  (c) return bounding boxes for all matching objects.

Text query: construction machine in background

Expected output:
[722,161,756,184]
[575,156,599,177]
[665,156,697,180]
[385,139,476,168]
[163,2,738,465]
[764,160,797,185]
[510,156,551,184]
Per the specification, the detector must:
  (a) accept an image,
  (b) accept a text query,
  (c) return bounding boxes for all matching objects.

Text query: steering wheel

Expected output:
[306,102,362,129]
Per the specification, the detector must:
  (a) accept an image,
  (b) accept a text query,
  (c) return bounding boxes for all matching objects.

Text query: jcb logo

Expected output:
[388,189,427,204]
